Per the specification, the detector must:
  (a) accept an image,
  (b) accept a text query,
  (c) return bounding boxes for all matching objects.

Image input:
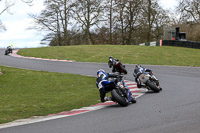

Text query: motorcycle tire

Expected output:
[146,80,160,93]
[120,65,127,74]
[111,89,128,107]
[5,50,9,55]
[108,61,112,68]
[136,78,142,88]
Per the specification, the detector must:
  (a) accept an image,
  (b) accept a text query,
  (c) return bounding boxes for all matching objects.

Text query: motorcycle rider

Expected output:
[108,56,127,74]
[133,64,152,88]
[133,65,151,78]
[7,44,14,54]
[96,69,136,103]
[133,64,162,90]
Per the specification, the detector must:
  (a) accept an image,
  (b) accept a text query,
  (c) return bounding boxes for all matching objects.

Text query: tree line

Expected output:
[30,0,171,46]
[1,0,200,46]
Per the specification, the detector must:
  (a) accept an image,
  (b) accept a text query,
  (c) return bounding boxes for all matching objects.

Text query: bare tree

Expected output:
[103,0,118,44]
[153,7,170,40]
[140,0,165,42]
[0,0,14,31]
[177,0,200,23]
[124,0,142,45]
[30,0,75,46]
[114,0,127,45]
[27,0,176,46]
[0,0,37,31]
[108,0,114,44]
[0,0,15,15]
[73,0,104,44]
[21,0,33,5]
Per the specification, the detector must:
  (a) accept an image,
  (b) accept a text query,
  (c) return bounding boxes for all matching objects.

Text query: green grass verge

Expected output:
[0,66,98,124]
[18,45,200,67]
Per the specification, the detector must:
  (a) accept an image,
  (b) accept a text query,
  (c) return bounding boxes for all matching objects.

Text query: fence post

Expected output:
[160,40,162,46]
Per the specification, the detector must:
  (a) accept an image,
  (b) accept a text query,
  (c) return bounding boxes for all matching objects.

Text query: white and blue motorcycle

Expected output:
[133,65,162,93]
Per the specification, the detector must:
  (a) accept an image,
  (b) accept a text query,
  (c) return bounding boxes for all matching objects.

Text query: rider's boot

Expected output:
[104,97,112,102]
[131,96,137,103]
[158,85,162,91]
[129,91,136,103]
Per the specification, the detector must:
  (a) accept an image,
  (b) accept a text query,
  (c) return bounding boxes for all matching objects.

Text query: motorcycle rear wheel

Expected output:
[146,80,160,93]
[111,89,128,107]
[120,65,127,74]
[5,50,9,55]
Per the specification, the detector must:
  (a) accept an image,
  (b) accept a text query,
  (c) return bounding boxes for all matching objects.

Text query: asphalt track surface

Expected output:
[1,48,200,133]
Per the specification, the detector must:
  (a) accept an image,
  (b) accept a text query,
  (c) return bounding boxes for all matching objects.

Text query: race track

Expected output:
[0,48,200,133]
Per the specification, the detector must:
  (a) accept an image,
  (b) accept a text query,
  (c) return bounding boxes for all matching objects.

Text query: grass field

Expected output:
[1,45,200,124]
[0,66,98,124]
[18,45,200,67]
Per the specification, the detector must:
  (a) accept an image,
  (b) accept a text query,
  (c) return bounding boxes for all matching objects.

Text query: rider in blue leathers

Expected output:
[133,65,152,78]
[96,69,136,103]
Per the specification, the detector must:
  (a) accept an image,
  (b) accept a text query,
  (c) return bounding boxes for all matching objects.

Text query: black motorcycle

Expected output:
[5,46,13,55]
[108,56,127,74]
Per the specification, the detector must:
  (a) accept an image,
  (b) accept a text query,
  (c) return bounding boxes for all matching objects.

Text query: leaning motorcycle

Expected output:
[108,56,127,74]
[5,47,13,55]
[133,69,161,93]
[5,49,10,55]
[100,75,133,106]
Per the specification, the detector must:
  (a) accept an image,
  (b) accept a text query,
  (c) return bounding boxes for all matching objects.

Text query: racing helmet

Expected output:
[135,64,142,69]
[97,69,105,76]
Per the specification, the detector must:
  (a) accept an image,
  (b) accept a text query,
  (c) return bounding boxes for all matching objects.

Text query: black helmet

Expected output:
[135,64,142,69]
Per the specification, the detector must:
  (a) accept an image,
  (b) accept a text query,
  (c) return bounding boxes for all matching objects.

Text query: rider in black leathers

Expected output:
[108,56,127,74]
[5,45,13,55]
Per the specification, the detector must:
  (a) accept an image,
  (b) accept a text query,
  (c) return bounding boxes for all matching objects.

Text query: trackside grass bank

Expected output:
[0,66,98,124]
[18,45,200,67]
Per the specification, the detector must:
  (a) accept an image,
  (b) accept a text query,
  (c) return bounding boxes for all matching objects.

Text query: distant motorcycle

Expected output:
[133,65,162,93]
[5,46,13,55]
[108,56,127,74]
